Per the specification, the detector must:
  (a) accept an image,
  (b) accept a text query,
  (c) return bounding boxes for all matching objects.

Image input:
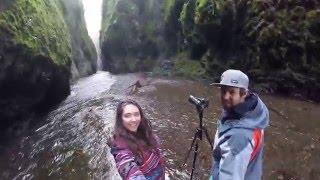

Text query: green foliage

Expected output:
[100,0,320,99]
[179,1,195,35]
[163,0,320,99]
[247,2,320,69]
[194,0,225,24]
[174,54,206,78]
[0,0,71,66]
[191,0,320,98]
[178,0,208,59]
[242,1,320,95]
[163,0,176,21]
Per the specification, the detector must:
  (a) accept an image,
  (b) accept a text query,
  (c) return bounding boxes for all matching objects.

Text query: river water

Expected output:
[0,71,319,180]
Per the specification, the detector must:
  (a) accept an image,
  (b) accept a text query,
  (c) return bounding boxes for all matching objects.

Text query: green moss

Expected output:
[100,0,120,41]
[179,3,188,24]
[179,1,197,38]
[59,0,97,76]
[163,0,176,22]
[307,9,320,19]
[174,58,206,78]
[0,0,71,66]
[194,0,207,23]
[194,0,220,24]
[100,0,163,72]
[190,0,320,99]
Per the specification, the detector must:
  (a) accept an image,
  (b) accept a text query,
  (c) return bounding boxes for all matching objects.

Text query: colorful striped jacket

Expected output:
[111,135,165,180]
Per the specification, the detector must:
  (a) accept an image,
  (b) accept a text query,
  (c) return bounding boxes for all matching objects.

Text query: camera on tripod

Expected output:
[185,95,212,180]
[188,95,209,110]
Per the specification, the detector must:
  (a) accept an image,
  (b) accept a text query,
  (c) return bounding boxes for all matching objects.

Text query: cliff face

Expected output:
[100,0,164,73]
[99,0,320,101]
[196,0,320,100]
[163,0,320,101]
[60,0,97,80]
[0,0,97,133]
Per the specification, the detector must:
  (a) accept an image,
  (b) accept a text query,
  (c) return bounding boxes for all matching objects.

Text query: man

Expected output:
[210,69,269,180]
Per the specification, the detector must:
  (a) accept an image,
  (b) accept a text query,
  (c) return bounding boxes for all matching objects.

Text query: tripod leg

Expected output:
[183,130,200,165]
[190,141,199,180]
[203,127,213,150]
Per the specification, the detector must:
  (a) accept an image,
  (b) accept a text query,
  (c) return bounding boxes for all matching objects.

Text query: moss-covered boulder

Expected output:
[0,0,98,133]
[0,0,71,133]
[60,0,97,80]
[100,0,164,73]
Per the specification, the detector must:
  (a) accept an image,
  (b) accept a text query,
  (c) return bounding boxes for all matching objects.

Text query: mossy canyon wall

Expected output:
[0,0,97,133]
[100,0,320,101]
[100,0,164,73]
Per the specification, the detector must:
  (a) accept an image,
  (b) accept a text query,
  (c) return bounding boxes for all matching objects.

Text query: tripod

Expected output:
[184,97,213,180]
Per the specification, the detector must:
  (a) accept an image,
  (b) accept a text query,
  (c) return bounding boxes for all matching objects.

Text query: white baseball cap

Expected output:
[210,69,249,90]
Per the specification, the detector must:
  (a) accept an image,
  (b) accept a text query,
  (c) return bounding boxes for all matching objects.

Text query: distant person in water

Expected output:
[209,69,269,180]
[128,80,142,95]
[127,73,151,95]
[111,100,165,179]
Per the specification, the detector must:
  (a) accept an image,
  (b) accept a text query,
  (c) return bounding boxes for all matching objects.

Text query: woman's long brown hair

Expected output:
[113,100,157,156]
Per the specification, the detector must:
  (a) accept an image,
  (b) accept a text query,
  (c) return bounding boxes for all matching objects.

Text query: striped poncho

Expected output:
[111,135,165,180]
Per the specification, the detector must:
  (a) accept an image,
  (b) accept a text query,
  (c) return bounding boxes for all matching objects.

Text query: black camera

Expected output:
[188,95,209,109]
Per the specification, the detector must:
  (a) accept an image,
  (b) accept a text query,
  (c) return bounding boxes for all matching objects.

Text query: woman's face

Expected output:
[122,104,141,132]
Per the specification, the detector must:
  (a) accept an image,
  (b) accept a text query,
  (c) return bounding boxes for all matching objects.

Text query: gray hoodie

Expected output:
[210,93,269,180]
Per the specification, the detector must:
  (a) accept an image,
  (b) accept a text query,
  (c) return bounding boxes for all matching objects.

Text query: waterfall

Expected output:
[82,0,103,70]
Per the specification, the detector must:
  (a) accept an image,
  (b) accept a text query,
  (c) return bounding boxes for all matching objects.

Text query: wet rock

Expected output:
[0,0,72,136]
[100,0,163,73]
[60,0,97,80]
[161,60,174,71]
[0,0,97,137]
[277,174,284,180]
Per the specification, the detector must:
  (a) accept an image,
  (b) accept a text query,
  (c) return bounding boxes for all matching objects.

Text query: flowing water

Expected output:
[0,72,319,180]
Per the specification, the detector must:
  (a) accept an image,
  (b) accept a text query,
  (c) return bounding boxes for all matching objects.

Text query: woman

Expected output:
[111,100,165,180]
